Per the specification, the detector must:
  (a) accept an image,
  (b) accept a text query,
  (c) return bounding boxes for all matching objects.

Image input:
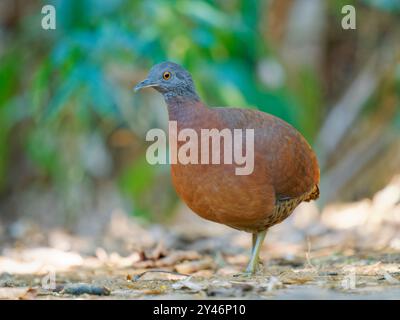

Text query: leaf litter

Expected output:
[0,177,400,299]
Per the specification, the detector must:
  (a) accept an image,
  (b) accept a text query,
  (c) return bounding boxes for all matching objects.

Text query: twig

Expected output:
[132,270,190,281]
[305,237,317,271]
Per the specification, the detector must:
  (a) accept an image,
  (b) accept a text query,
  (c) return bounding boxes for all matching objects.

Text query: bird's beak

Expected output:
[133,78,157,92]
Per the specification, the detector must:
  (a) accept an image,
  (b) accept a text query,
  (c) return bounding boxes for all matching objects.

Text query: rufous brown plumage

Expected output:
[135,61,320,274]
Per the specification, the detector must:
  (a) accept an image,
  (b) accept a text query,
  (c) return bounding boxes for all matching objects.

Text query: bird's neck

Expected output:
[164,95,207,125]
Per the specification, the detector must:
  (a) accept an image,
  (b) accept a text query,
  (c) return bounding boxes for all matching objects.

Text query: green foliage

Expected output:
[362,0,400,12]
[119,155,155,199]
[118,154,157,218]
[0,52,23,190]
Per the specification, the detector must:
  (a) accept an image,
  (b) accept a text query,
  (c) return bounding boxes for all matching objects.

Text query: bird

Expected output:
[134,61,320,275]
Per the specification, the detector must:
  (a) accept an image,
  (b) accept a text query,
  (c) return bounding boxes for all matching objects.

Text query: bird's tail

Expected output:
[305,185,320,202]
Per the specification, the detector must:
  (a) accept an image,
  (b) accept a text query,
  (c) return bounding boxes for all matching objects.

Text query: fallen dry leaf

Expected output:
[175,257,215,274]
[279,271,314,285]
[130,270,188,281]
[383,272,400,284]
[265,276,284,291]
[19,287,38,300]
[143,241,168,260]
[0,287,32,299]
[134,250,202,269]
[172,278,205,292]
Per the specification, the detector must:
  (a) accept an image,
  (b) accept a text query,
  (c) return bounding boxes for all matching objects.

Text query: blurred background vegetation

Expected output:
[0,0,399,236]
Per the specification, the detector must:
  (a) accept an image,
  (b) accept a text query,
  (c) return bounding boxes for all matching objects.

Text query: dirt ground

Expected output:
[0,178,400,300]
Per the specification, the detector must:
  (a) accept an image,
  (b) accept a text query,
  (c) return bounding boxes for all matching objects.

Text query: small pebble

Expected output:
[60,283,111,296]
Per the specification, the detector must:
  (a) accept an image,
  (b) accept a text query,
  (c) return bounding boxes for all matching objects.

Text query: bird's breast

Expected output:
[170,158,276,230]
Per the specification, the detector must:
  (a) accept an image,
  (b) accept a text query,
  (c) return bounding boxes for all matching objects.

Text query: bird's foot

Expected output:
[233,262,264,278]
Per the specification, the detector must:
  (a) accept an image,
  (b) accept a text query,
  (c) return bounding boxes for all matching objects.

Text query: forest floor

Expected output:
[1,178,400,300]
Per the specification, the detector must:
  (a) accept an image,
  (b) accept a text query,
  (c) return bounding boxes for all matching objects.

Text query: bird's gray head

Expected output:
[134,61,199,101]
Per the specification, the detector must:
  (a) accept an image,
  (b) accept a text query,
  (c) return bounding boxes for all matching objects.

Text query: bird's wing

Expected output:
[214,107,320,200]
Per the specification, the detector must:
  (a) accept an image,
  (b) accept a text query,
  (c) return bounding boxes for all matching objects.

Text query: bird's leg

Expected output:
[232,231,267,277]
[252,233,257,252]
[245,230,267,274]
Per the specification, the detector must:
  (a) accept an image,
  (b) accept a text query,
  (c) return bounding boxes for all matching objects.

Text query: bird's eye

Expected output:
[163,71,171,80]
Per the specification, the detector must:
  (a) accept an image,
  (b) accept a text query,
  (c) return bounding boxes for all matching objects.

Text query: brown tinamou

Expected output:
[134,62,320,274]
